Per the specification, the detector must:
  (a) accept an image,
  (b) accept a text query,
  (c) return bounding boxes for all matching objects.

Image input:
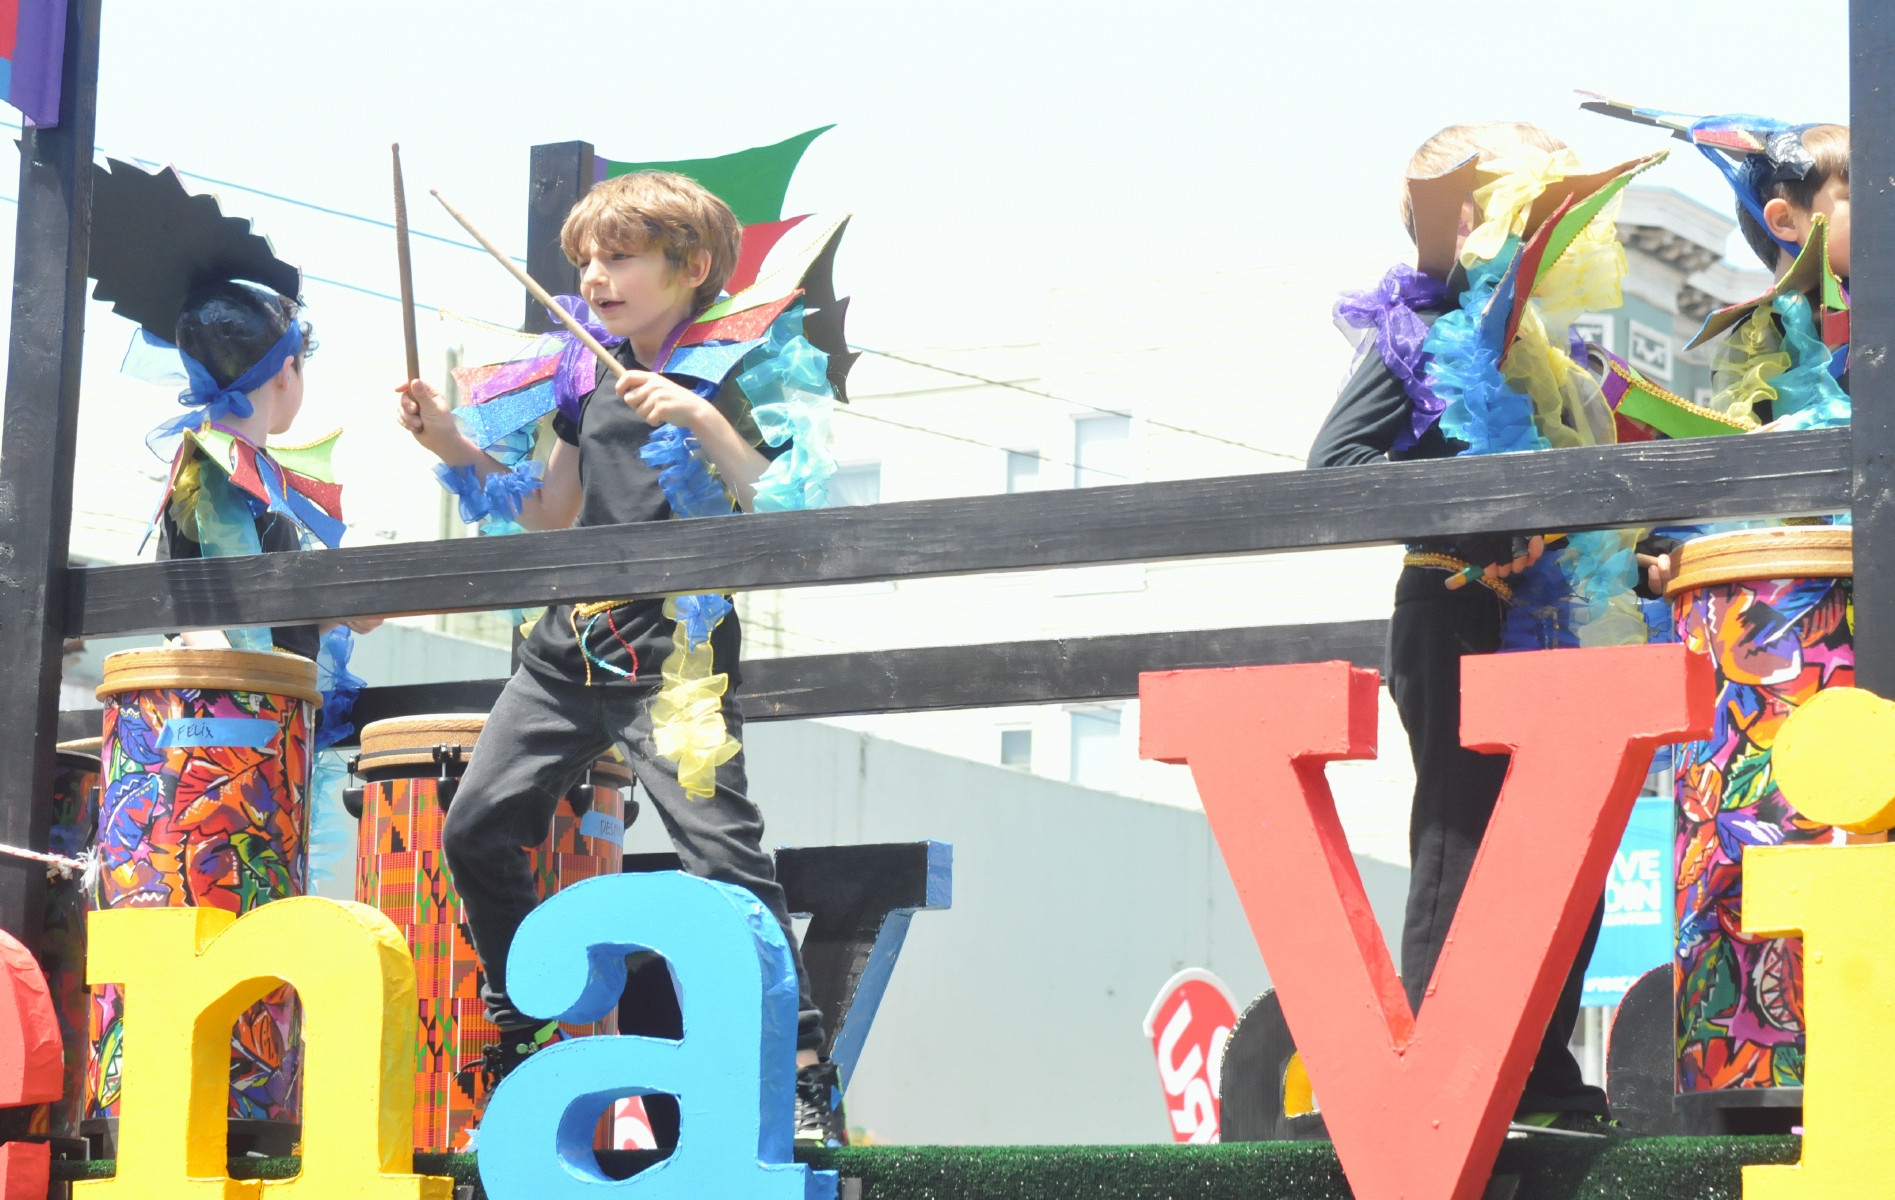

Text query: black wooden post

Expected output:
[1853,0,1895,696]
[0,0,102,943]
[523,140,594,332]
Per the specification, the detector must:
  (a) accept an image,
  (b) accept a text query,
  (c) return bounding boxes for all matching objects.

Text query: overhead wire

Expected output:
[0,135,1288,468]
[0,114,527,262]
[855,346,1303,463]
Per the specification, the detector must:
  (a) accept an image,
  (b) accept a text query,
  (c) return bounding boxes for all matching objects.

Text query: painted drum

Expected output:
[352,713,630,1152]
[1668,527,1853,1096]
[29,741,100,1142]
[88,647,319,1156]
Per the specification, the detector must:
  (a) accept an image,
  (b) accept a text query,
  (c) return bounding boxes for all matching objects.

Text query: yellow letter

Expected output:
[1743,842,1895,1199]
[78,898,450,1200]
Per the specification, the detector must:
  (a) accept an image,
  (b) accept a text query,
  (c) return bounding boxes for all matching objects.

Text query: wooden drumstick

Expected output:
[429,188,629,381]
[391,144,421,384]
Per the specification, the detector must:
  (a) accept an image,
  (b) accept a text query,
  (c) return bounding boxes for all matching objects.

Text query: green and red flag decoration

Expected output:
[452,127,857,467]
[0,0,66,127]
[599,126,859,399]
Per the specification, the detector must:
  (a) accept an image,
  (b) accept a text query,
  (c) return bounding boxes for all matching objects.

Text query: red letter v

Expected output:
[1140,645,1710,1200]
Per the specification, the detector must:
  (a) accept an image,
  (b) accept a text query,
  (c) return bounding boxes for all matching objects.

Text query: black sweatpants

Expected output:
[1387,564,1608,1117]
[441,664,826,1051]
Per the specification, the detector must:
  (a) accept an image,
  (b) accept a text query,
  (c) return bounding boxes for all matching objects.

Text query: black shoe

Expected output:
[794,1059,847,1147]
[457,1021,561,1100]
[1508,1111,1631,1140]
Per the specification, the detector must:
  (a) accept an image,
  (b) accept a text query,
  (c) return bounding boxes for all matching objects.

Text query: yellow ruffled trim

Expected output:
[1460,146,1585,267]
[650,601,741,800]
[168,453,205,542]
[1500,191,1626,450]
[1706,309,1789,426]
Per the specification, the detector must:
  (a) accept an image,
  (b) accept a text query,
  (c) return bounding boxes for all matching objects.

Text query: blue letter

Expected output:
[477,872,835,1200]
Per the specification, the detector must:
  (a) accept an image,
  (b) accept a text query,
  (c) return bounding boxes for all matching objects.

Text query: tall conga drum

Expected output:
[1668,527,1853,1128]
[30,739,100,1144]
[88,648,318,1157]
[351,714,629,1152]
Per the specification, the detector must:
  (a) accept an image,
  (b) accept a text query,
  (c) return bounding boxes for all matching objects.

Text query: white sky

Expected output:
[5,0,1851,558]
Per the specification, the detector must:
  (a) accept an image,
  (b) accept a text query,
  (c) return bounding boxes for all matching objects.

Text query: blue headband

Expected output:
[140,320,304,452]
[1687,117,1818,259]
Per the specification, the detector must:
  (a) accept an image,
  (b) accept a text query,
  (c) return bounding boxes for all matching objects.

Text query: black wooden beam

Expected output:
[1852,0,1895,695]
[734,620,1389,720]
[68,430,1848,640]
[0,0,101,943]
[522,140,592,333]
[332,621,1380,740]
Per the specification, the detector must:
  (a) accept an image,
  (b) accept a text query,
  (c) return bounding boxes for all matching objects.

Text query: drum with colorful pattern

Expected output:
[88,648,318,1156]
[30,740,100,1142]
[1669,527,1853,1098]
[352,714,629,1152]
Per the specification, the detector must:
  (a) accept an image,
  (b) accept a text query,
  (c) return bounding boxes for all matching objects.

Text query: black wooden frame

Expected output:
[0,10,1887,947]
[68,428,1848,637]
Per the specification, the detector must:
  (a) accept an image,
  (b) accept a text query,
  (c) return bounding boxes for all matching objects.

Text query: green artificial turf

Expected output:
[46,1136,1804,1199]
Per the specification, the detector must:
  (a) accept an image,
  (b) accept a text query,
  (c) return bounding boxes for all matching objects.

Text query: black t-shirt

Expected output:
[156,450,321,662]
[1306,310,1463,470]
[518,342,772,688]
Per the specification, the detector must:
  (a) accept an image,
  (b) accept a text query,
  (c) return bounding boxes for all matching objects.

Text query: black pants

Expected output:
[1387,565,1608,1117]
[441,664,826,1051]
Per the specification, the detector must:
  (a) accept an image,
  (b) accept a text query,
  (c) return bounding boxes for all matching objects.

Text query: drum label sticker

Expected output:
[578,809,624,845]
[156,717,279,749]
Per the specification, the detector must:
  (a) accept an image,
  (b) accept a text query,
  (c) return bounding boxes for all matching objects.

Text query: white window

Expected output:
[1628,321,1674,382]
[1000,728,1032,770]
[1570,314,1616,353]
[1695,386,1715,406]
[1072,415,1131,488]
[1006,451,1042,494]
[828,462,881,506]
[1069,708,1122,789]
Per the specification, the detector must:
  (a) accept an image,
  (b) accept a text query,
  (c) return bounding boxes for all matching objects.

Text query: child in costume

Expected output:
[87,159,375,757]
[1310,122,1669,1136]
[397,170,848,1144]
[1579,99,1853,587]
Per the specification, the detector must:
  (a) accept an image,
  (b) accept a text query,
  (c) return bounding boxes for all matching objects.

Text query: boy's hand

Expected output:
[1444,535,1544,590]
[395,379,462,458]
[1637,552,1676,597]
[617,370,713,430]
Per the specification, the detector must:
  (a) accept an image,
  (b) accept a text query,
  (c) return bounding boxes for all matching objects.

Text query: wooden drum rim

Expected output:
[356,713,631,784]
[96,647,321,705]
[1667,527,1852,598]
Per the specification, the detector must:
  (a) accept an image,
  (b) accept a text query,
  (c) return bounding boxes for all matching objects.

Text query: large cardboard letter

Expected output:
[0,929,64,1199]
[79,898,451,1200]
[1741,684,1895,1198]
[478,872,836,1200]
[1742,843,1895,1198]
[1140,645,1711,1200]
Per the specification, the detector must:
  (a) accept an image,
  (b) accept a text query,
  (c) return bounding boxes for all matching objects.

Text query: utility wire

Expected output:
[0,116,528,262]
[835,406,1129,482]
[856,346,1302,464]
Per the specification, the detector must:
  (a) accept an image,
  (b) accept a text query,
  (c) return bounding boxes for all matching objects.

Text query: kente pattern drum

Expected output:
[1669,528,1853,1094]
[30,742,100,1140]
[88,648,318,1142]
[352,714,629,1152]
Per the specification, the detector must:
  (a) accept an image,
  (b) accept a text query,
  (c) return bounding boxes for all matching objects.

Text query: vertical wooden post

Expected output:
[522,140,594,333]
[0,0,102,943]
[1853,0,1895,695]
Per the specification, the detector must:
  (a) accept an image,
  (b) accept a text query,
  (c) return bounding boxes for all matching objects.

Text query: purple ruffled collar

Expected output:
[1334,264,1450,452]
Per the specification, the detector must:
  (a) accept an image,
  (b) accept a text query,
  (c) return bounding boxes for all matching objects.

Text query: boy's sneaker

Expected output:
[1508,1111,1630,1140]
[455,1020,563,1140]
[794,1059,848,1148]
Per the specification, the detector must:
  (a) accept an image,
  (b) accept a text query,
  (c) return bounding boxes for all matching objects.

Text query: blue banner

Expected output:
[157,717,279,750]
[1582,796,1673,1006]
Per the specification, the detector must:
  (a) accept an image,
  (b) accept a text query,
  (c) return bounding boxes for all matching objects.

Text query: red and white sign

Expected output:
[1142,968,1237,1144]
[611,1096,658,1150]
